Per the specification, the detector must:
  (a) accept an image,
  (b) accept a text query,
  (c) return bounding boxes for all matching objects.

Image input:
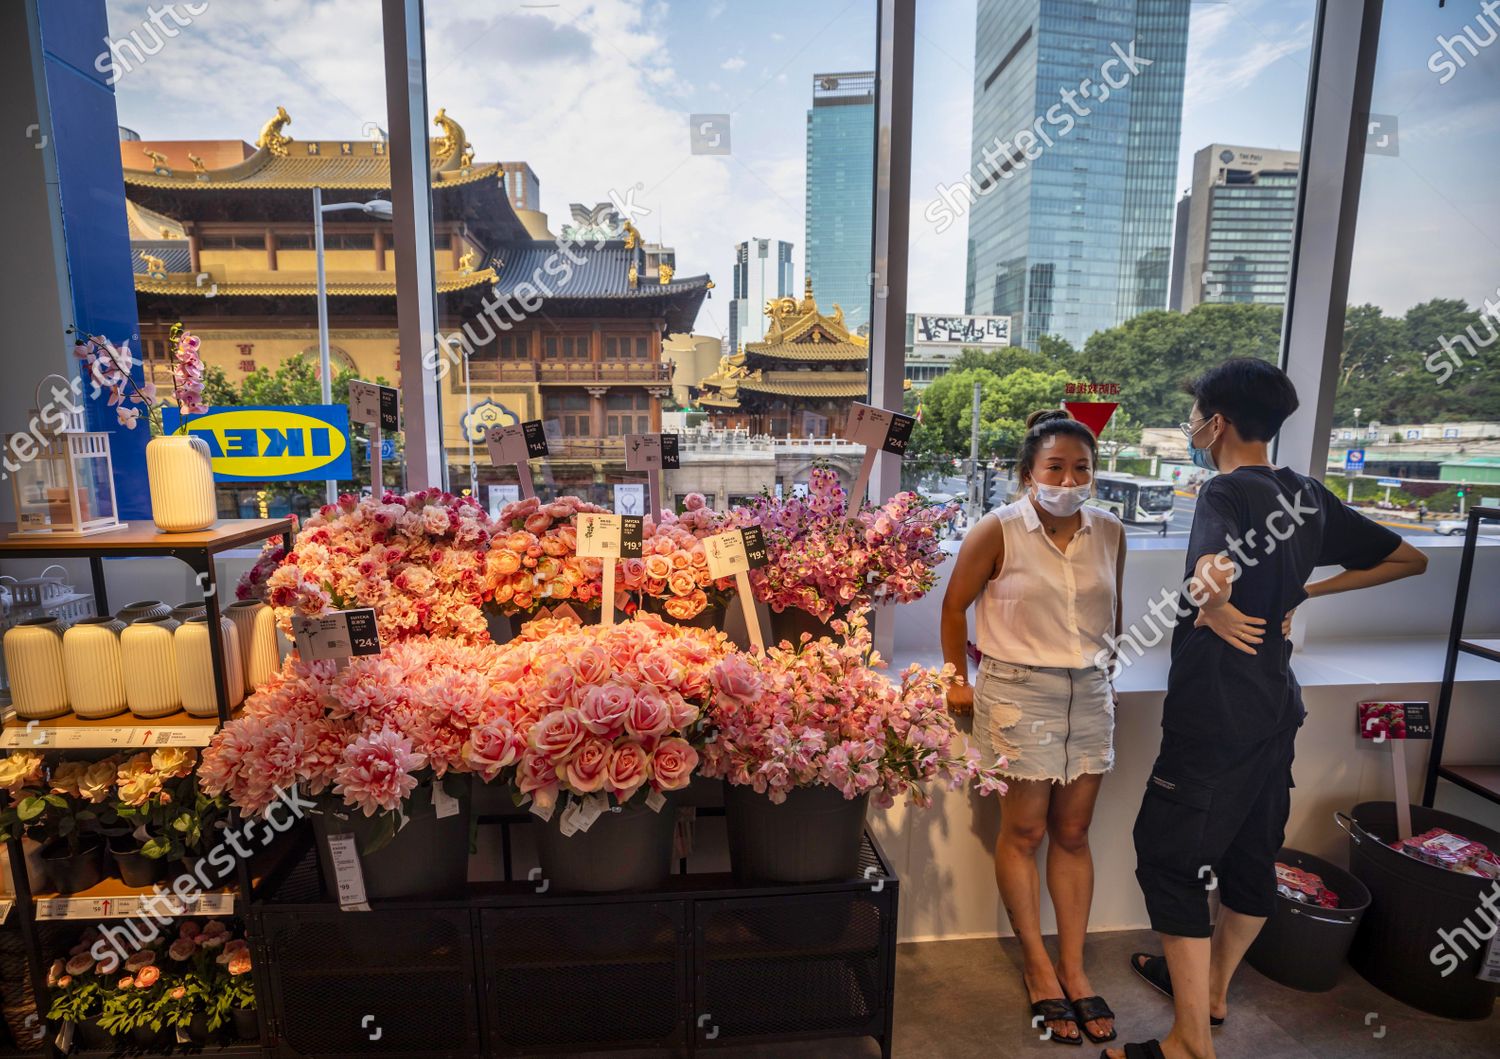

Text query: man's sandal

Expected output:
[1128,953,1224,1027]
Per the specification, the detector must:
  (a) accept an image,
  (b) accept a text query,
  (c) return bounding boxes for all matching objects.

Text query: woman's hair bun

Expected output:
[1025,408,1070,431]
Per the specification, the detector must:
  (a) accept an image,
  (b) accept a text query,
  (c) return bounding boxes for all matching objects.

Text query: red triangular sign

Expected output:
[1064,401,1118,437]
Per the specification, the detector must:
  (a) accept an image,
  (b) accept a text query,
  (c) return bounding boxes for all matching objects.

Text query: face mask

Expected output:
[1032,483,1092,517]
[1189,418,1220,472]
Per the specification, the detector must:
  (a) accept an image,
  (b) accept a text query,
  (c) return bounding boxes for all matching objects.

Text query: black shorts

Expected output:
[1132,726,1296,937]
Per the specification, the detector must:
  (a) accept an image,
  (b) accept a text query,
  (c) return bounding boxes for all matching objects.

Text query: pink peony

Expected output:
[334,728,427,816]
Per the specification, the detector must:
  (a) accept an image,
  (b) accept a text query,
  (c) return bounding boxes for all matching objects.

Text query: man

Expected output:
[1107,359,1427,1059]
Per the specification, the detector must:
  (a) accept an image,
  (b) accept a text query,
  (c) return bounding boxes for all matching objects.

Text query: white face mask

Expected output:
[1032,482,1091,518]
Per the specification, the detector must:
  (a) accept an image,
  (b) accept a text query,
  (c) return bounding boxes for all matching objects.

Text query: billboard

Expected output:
[162,405,354,482]
[912,314,1011,346]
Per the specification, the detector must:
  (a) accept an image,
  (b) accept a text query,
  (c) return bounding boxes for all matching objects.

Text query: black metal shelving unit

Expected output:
[0,518,294,1059]
[1422,505,1500,808]
[248,817,900,1059]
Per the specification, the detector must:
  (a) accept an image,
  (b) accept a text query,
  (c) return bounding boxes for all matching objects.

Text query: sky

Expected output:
[105,0,1499,338]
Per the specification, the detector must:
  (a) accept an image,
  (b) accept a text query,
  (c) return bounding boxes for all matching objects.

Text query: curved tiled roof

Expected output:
[133,268,498,297]
[489,243,710,299]
[124,149,503,192]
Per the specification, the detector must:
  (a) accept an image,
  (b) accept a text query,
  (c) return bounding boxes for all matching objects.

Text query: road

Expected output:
[1120,491,1455,541]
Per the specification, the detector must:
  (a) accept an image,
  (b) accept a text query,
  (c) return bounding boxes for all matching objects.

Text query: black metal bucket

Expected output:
[1245,845,1370,991]
[767,605,850,647]
[725,784,868,884]
[534,795,677,893]
[1341,801,1500,1020]
[313,778,472,901]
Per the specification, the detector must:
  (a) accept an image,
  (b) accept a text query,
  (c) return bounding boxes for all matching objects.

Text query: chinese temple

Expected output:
[119,107,712,500]
[695,278,869,437]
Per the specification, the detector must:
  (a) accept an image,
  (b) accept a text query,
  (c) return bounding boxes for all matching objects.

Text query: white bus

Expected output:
[1087,472,1176,524]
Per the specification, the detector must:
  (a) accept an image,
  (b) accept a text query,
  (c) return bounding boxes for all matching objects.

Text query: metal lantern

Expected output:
[6,375,123,536]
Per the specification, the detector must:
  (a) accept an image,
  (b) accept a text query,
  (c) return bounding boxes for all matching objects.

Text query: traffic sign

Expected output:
[1344,449,1365,473]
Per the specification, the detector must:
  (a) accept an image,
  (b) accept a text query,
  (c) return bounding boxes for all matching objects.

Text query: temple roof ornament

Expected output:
[256,106,293,157]
[432,108,464,167]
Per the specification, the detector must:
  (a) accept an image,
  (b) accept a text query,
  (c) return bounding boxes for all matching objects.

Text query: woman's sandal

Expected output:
[1128,953,1224,1027]
[1101,1039,1165,1059]
[1031,997,1084,1046]
[1069,995,1117,1044]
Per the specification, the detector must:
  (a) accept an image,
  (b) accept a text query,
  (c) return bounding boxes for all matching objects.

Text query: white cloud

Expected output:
[721,56,747,72]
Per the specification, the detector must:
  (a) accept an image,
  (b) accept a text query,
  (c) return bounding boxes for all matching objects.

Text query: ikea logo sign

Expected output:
[162,406,354,482]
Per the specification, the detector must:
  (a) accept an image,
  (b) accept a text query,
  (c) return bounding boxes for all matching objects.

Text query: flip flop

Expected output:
[1101,1040,1165,1059]
[1030,997,1084,1046]
[1070,994,1116,1044]
[1129,952,1224,1027]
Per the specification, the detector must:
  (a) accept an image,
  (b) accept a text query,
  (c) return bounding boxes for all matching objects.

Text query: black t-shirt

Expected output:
[1162,466,1402,744]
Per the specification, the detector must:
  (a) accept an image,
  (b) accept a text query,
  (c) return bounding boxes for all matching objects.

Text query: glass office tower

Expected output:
[964,0,1189,349]
[805,72,876,336]
[729,237,796,354]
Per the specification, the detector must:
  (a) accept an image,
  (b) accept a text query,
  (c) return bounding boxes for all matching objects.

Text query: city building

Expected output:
[1172,144,1300,311]
[805,72,875,338]
[904,312,1013,388]
[963,0,1189,349]
[729,237,795,355]
[119,108,711,503]
[695,279,869,437]
[662,333,724,410]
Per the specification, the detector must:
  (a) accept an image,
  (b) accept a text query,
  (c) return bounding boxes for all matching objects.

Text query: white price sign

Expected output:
[845,402,915,455]
[324,832,371,911]
[349,380,400,430]
[625,434,681,470]
[576,514,644,559]
[703,527,769,580]
[292,609,382,661]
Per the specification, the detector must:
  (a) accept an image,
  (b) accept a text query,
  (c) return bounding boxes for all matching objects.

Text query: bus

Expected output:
[1087,472,1176,524]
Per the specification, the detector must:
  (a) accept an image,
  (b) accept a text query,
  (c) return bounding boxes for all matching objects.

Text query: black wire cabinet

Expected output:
[0,518,294,1059]
[1422,506,1500,809]
[249,824,900,1059]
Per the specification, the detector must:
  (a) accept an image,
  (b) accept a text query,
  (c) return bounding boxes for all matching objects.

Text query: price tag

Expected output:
[349,380,400,431]
[576,514,644,559]
[556,800,582,838]
[1480,932,1500,984]
[574,793,607,833]
[645,789,666,813]
[703,528,769,651]
[293,609,382,661]
[626,434,681,470]
[431,783,460,820]
[529,797,555,823]
[1357,701,1432,740]
[324,833,371,911]
[845,402,916,456]
[486,423,532,466]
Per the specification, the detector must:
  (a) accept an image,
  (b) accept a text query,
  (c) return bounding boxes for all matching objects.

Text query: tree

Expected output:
[908,366,1071,464]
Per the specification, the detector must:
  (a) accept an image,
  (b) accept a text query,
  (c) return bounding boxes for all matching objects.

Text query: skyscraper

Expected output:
[962,0,1190,349]
[805,71,875,337]
[729,237,795,353]
[1173,143,1300,311]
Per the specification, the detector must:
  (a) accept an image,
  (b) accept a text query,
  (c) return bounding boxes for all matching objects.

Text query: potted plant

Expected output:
[0,750,53,891]
[482,494,612,637]
[703,612,1007,884]
[501,614,733,892]
[620,497,737,628]
[46,954,109,1051]
[112,748,227,881]
[0,754,116,894]
[97,948,172,1049]
[729,468,957,642]
[73,323,217,532]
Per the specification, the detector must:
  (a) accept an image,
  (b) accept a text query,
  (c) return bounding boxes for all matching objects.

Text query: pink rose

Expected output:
[652,737,698,791]
[578,684,632,737]
[562,737,611,793]
[624,688,672,739]
[516,748,558,795]
[573,645,610,686]
[462,719,524,780]
[666,571,695,598]
[711,654,762,702]
[607,743,650,797]
[664,691,700,730]
[636,650,678,689]
[530,709,585,758]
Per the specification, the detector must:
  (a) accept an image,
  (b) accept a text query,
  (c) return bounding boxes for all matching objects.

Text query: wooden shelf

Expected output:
[0,518,293,559]
[0,709,225,750]
[1438,764,1500,804]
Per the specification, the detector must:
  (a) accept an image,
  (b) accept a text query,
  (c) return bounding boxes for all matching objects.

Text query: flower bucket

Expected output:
[231,1006,259,1040]
[535,795,677,893]
[643,598,727,631]
[108,836,167,888]
[725,783,868,884]
[768,604,849,647]
[311,778,471,901]
[73,1019,112,1051]
[41,837,104,894]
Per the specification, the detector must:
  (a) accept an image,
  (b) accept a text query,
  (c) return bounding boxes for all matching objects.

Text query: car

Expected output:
[1434,519,1500,536]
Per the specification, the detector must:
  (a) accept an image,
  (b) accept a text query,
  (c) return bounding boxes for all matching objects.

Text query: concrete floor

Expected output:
[666,928,1500,1058]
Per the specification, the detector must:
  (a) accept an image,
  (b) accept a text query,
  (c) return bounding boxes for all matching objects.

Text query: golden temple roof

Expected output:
[134,268,498,298]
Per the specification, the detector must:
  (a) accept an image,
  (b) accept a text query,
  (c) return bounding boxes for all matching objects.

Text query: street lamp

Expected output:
[313,190,393,503]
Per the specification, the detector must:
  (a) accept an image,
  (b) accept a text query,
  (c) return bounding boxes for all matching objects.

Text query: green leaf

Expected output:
[141,837,172,859]
[16,797,45,821]
[43,794,70,809]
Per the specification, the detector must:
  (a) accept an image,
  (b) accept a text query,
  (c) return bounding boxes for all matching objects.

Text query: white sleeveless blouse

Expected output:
[975,498,1122,670]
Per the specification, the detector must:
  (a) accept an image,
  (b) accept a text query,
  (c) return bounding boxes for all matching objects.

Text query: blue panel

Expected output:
[36,0,150,518]
[162,406,356,483]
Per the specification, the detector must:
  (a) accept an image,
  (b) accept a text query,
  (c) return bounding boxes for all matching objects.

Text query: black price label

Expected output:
[345,609,382,657]
[742,526,768,569]
[377,387,400,432]
[1402,702,1432,739]
[660,434,681,469]
[522,420,549,458]
[882,412,916,456]
[621,515,644,557]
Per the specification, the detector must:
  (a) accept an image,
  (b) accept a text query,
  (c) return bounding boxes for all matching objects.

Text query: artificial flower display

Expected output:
[264,489,492,644]
[72,323,207,431]
[729,468,958,622]
[234,515,298,604]
[619,495,736,621]
[482,495,611,615]
[701,613,1007,807]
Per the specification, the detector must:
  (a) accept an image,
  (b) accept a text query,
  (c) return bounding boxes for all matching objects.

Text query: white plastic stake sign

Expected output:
[704,526,769,650]
[292,609,381,662]
[486,420,550,499]
[626,434,680,516]
[844,402,915,509]
[350,381,399,497]
[324,833,371,911]
[576,513,644,626]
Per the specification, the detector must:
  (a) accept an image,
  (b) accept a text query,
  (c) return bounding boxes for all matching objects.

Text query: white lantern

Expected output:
[6,375,123,536]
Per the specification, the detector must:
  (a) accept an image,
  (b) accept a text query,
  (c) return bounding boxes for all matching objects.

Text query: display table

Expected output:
[248,821,900,1059]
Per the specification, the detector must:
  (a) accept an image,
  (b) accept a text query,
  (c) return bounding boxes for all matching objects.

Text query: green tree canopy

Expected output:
[909,365,1070,463]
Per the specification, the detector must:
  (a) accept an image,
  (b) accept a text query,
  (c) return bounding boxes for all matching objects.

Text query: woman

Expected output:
[942,409,1126,1047]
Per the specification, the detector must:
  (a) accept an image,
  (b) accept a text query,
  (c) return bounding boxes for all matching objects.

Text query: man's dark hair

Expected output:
[1181,358,1300,442]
